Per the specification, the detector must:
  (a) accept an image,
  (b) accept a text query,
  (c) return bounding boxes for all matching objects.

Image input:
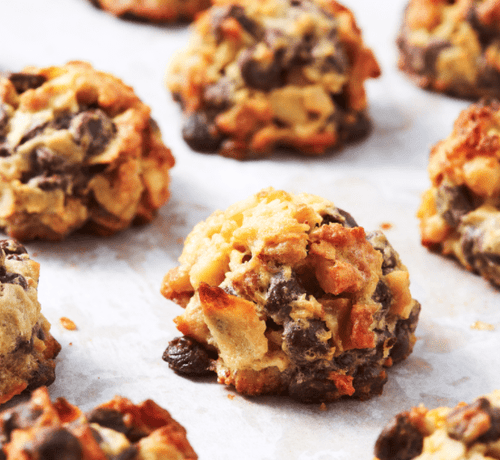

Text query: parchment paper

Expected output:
[1,1,499,459]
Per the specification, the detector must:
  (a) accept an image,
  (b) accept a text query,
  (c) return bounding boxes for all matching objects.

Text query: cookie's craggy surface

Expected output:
[398,0,500,99]
[418,101,500,287]
[0,61,175,240]
[0,240,60,404]
[167,0,380,159]
[375,390,500,460]
[90,0,210,22]
[161,188,420,403]
[0,387,198,460]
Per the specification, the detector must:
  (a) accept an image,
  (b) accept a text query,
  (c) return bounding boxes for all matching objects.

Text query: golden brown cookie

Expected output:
[161,188,421,403]
[397,0,500,99]
[0,239,60,405]
[0,61,175,241]
[167,0,380,159]
[0,386,198,459]
[375,390,500,460]
[89,0,210,22]
[417,100,500,287]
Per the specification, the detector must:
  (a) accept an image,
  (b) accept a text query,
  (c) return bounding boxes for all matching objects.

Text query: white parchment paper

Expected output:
[0,1,499,459]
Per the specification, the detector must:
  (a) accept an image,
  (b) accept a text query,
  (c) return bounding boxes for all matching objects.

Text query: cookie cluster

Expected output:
[0,239,60,405]
[167,0,380,158]
[0,62,175,240]
[161,188,421,402]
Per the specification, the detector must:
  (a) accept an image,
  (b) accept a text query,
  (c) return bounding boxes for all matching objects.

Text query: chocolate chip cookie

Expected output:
[89,0,210,22]
[375,390,500,460]
[398,0,500,99]
[418,100,500,287]
[0,386,198,459]
[0,61,175,240]
[0,239,60,405]
[167,0,381,159]
[161,188,421,403]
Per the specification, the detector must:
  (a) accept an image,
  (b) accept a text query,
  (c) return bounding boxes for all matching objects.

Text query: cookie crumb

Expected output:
[471,321,495,331]
[380,222,392,230]
[227,394,235,400]
[60,317,77,331]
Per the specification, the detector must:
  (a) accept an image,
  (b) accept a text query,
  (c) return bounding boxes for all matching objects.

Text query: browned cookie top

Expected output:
[0,61,175,240]
[398,0,500,99]
[161,188,420,403]
[0,386,198,459]
[167,0,380,158]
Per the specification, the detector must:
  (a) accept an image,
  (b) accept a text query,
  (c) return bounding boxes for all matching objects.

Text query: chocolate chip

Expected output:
[436,183,475,227]
[353,363,387,397]
[18,122,49,146]
[35,428,83,460]
[87,408,128,435]
[374,412,424,460]
[265,270,305,322]
[0,266,28,290]
[0,403,43,445]
[466,7,497,48]
[13,336,34,354]
[7,73,46,94]
[182,112,223,152]
[115,446,139,460]
[389,304,420,364]
[26,361,56,391]
[239,48,285,91]
[70,109,116,156]
[162,336,214,375]
[213,5,262,40]
[321,208,358,228]
[288,368,337,403]
[203,79,232,111]
[20,146,68,189]
[366,231,398,275]
[372,280,392,311]
[0,239,27,256]
[0,144,11,157]
[0,105,8,137]
[283,319,330,364]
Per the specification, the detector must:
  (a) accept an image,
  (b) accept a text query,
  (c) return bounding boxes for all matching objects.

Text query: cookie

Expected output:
[0,61,175,241]
[417,100,500,287]
[374,390,500,460]
[166,0,380,159]
[0,239,60,405]
[397,0,500,99]
[89,0,210,22]
[0,386,198,459]
[161,188,421,403]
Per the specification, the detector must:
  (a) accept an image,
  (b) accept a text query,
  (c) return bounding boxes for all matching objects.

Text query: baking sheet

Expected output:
[1,1,499,458]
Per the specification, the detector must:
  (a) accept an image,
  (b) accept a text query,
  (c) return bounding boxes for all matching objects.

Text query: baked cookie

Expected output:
[417,100,500,287]
[375,390,500,460]
[89,0,210,22]
[397,0,500,99]
[161,188,421,403]
[0,239,60,405]
[167,0,380,159]
[0,61,175,241]
[0,386,198,459]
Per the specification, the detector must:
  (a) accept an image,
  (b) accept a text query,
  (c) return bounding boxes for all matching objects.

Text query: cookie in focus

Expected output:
[417,100,500,287]
[0,239,60,405]
[397,0,500,99]
[375,390,500,460]
[167,0,380,159]
[161,188,421,403]
[0,61,175,240]
[0,386,198,459]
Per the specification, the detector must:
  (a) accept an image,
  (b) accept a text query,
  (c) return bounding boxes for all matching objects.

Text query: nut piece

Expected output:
[161,188,420,403]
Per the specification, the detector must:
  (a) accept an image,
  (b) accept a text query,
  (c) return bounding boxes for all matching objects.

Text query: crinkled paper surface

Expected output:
[0,1,499,459]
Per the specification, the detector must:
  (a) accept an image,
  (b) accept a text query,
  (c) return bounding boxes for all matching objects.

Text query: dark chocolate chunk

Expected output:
[239,48,285,92]
[18,122,49,146]
[0,105,8,137]
[389,304,420,364]
[321,207,358,228]
[265,270,306,322]
[162,336,214,375]
[372,280,392,311]
[70,109,116,156]
[288,368,337,403]
[20,146,70,191]
[182,112,223,152]
[466,6,497,48]
[212,5,262,40]
[7,73,46,94]
[0,144,12,157]
[283,319,330,364]
[0,239,27,256]
[115,446,139,460]
[87,408,128,435]
[35,428,83,460]
[436,183,475,227]
[366,231,398,275]
[26,361,56,391]
[13,335,34,354]
[374,412,424,460]
[0,266,28,290]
